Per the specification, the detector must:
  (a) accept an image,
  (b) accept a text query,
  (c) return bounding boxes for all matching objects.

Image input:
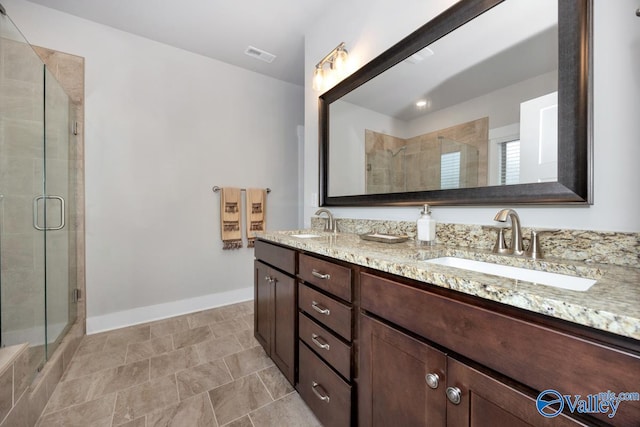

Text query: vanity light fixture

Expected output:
[312,42,349,91]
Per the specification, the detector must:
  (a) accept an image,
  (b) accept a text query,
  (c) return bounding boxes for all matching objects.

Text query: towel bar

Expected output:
[212,186,271,193]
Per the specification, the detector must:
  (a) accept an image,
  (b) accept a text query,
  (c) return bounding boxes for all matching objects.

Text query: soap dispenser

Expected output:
[417,204,436,245]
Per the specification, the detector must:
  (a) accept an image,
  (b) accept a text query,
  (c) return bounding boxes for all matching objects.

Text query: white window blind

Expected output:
[440,152,461,189]
[500,140,520,185]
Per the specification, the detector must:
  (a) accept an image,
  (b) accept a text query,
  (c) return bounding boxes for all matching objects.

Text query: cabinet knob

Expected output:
[425,373,440,389]
[446,386,462,405]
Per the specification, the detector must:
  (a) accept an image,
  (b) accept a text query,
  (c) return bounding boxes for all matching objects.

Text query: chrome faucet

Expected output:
[315,208,336,233]
[493,208,525,255]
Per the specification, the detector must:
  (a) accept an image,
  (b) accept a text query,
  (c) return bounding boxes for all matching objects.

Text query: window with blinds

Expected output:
[499,140,520,185]
[440,151,461,189]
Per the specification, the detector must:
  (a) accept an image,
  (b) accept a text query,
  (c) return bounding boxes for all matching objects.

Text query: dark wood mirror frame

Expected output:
[319,0,592,207]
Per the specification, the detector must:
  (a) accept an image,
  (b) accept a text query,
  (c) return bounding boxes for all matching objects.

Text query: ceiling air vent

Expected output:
[244,46,276,63]
[404,47,434,64]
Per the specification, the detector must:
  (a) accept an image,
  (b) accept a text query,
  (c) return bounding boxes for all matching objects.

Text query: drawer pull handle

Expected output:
[311,301,331,315]
[311,381,330,403]
[264,275,273,283]
[311,269,331,280]
[311,333,330,350]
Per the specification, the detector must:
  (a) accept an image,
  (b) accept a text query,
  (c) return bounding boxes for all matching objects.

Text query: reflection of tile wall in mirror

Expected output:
[364,117,487,194]
[365,129,406,194]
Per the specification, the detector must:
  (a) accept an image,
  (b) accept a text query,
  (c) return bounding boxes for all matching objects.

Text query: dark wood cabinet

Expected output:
[270,267,296,381]
[360,271,640,426]
[299,283,353,341]
[298,341,352,427]
[255,238,639,426]
[359,314,447,427]
[299,253,353,302]
[297,254,355,426]
[299,312,351,379]
[254,241,297,385]
[254,261,271,351]
[446,358,587,427]
[359,314,591,427]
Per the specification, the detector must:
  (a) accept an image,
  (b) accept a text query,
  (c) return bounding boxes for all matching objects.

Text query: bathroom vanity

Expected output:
[254,231,640,426]
[254,240,297,384]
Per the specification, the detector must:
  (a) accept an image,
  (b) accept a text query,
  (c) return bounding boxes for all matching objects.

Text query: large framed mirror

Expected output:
[319,0,592,206]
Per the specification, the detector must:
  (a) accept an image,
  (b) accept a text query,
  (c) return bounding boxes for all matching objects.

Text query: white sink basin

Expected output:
[290,233,322,239]
[424,257,596,292]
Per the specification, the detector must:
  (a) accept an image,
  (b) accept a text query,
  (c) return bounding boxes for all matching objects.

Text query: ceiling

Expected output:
[25,0,341,86]
[341,0,558,121]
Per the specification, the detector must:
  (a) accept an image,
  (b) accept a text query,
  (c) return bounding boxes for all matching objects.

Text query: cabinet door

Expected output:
[254,261,271,353]
[271,268,296,384]
[359,314,447,427]
[446,358,587,427]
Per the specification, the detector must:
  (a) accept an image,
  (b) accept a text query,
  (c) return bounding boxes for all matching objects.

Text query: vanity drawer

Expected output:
[299,254,352,302]
[299,312,351,379]
[299,283,352,341]
[255,240,295,273]
[298,341,352,427]
[360,272,640,425]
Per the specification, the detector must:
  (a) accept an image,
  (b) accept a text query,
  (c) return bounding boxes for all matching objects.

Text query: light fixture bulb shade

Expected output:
[312,67,324,91]
[333,48,348,71]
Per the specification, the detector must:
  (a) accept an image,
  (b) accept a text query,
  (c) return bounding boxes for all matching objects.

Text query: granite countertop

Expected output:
[258,230,640,341]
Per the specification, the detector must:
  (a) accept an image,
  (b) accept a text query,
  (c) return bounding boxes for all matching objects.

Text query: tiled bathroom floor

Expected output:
[36,301,321,427]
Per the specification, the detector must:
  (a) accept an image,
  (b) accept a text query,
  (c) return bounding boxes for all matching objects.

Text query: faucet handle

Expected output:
[525,229,558,259]
[491,226,510,254]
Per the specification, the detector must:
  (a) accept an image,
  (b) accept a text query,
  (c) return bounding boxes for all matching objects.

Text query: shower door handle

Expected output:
[33,195,65,231]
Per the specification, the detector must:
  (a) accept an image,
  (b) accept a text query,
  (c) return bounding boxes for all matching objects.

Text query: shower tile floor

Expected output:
[36,301,321,427]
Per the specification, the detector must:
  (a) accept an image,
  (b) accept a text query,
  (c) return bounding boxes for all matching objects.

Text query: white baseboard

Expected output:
[86,286,253,335]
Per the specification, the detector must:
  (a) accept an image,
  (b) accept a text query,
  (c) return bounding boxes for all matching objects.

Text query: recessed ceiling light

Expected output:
[416,100,428,108]
[244,46,276,63]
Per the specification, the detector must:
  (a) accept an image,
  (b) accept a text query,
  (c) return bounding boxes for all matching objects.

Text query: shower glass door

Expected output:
[43,65,76,358]
[1,9,76,380]
[0,10,47,377]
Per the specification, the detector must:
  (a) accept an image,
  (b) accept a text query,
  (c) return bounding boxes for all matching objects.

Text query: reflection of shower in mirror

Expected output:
[387,146,407,157]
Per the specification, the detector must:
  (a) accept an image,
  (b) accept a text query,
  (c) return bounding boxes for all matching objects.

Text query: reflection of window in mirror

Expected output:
[488,124,519,186]
[499,140,520,185]
[441,152,461,189]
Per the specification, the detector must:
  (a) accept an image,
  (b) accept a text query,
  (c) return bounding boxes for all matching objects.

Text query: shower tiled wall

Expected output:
[0,322,82,427]
[365,118,489,194]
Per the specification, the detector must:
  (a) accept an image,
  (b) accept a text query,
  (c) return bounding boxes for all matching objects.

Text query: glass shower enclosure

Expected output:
[0,8,78,382]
